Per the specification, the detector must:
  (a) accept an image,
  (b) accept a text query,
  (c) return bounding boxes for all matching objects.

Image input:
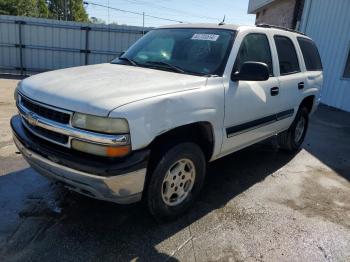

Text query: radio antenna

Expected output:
[219,15,225,25]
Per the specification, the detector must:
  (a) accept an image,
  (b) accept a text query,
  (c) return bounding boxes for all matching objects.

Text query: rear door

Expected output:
[296,37,323,108]
[273,34,306,128]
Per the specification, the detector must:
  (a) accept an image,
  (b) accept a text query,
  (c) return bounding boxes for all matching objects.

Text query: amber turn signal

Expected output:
[106,145,131,157]
[72,139,130,157]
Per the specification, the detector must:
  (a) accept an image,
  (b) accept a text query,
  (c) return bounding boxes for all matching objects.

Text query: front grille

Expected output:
[23,118,69,145]
[21,96,70,124]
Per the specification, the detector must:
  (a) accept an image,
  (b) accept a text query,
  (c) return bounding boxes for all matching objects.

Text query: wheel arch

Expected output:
[142,121,214,201]
[299,95,315,113]
[149,121,215,162]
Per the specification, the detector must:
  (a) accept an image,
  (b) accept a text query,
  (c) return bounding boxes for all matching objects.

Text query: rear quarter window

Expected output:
[297,37,323,71]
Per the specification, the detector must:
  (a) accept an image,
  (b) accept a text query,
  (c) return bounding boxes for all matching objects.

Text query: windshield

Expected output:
[111,28,236,76]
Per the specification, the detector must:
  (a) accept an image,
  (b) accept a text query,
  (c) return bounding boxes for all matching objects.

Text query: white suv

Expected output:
[12,23,323,221]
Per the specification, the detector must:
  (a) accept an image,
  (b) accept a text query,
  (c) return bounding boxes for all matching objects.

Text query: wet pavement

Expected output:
[0,77,349,261]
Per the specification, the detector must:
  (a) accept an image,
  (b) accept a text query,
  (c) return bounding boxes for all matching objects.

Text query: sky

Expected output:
[84,0,255,28]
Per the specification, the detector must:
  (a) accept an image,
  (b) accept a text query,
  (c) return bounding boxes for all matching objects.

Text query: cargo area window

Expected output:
[274,35,300,75]
[297,37,322,71]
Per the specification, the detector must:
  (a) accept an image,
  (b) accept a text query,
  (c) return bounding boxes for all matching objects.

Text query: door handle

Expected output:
[298,82,305,89]
[270,87,279,96]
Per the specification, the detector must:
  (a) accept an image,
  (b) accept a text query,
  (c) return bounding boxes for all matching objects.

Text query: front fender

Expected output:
[109,81,225,160]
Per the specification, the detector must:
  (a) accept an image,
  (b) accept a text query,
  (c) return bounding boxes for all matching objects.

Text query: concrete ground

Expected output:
[0,77,349,262]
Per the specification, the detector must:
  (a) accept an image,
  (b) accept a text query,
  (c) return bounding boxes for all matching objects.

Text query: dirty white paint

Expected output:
[1,78,350,260]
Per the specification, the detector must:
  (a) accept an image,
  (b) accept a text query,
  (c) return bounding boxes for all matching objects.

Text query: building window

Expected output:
[343,48,350,78]
[274,35,300,75]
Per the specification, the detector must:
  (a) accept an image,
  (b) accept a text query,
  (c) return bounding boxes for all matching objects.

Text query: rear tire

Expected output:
[278,107,309,152]
[146,142,206,222]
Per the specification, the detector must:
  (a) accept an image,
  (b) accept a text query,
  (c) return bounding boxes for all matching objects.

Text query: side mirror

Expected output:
[231,62,269,81]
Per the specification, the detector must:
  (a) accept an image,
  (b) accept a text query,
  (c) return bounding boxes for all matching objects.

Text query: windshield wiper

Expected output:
[201,74,219,77]
[145,61,218,77]
[145,61,185,74]
[118,56,138,66]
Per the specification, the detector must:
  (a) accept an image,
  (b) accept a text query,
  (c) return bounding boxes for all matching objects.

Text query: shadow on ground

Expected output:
[0,139,296,262]
[304,105,350,181]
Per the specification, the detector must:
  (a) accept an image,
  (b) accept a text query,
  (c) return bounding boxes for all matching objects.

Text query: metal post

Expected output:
[64,0,68,21]
[69,0,72,20]
[83,27,91,65]
[16,21,24,75]
[142,12,145,35]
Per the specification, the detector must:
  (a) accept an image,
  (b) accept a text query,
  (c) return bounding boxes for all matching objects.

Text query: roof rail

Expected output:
[256,23,306,36]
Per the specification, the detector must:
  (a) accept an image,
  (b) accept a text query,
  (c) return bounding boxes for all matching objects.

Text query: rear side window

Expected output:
[274,35,300,75]
[233,33,273,76]
[297,37,322,71]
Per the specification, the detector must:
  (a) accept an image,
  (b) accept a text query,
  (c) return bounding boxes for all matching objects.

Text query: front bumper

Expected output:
[11,115,149,204]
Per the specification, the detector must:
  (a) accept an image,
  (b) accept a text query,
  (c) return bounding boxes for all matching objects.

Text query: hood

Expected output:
[19,63,207,116]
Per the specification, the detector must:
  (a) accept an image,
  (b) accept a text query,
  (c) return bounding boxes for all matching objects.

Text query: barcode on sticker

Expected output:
[191,34,219,41]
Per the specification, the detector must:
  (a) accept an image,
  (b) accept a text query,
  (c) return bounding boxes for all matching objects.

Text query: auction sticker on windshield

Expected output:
[191,34,220,41]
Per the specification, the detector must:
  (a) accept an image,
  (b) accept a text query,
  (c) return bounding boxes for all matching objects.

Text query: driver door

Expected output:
[221,32,284,155]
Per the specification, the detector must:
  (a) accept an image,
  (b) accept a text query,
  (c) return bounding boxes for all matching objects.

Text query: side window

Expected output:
[233,33,273,76]
[274,35,300,75]
[343,47,350,78]
[297,37,323,71]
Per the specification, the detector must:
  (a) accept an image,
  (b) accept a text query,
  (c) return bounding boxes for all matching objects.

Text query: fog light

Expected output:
[72,140,130,157]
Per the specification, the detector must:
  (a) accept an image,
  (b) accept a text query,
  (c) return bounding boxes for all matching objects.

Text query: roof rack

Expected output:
[256,23,306,36]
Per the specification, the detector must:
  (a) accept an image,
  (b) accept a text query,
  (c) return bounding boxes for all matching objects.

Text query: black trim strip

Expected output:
[276,109,294,121]
[226,109,294,137]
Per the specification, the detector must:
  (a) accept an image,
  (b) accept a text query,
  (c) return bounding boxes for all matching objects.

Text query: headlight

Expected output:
[71,139,130,157]
[72,113,129,134]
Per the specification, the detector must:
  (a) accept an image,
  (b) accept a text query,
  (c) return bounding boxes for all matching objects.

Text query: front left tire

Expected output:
[146,142,206,222]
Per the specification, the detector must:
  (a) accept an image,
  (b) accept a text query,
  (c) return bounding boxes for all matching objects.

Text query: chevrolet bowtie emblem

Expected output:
[26,112,39,126]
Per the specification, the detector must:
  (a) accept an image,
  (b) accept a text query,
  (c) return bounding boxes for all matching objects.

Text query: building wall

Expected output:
[254,0,297,28]
[248,0,350,112]
[248,0,275,13]
[300,0,350,112]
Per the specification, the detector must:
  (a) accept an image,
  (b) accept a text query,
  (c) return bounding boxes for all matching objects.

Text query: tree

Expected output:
[0,0,88,22]
[37,0,50,18]
[90,16,105,24]
[0,0,50,18]
[48,0,88,22]
[69,0,88,22]
[0,0,17,15]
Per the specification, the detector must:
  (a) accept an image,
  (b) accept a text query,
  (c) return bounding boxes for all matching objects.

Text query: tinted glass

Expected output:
[297,37,322,71]
[112,28,235,76]
[343,49,350,78]
[233,33,273,75]
[274,35,300,75]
